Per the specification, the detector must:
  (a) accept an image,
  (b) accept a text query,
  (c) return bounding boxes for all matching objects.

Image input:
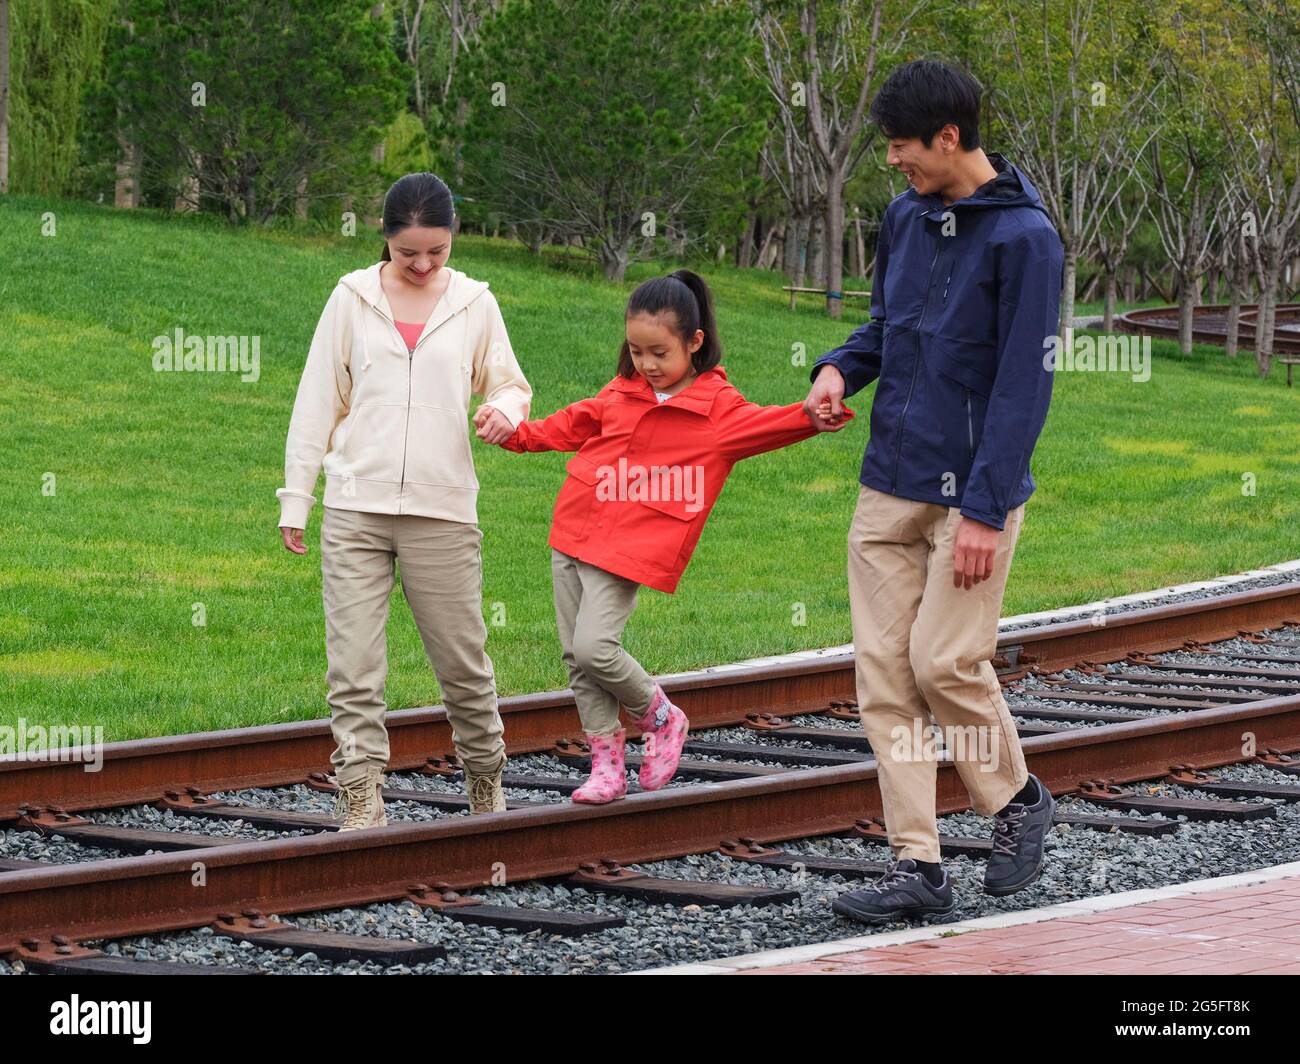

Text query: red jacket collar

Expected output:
[607,366,729,414]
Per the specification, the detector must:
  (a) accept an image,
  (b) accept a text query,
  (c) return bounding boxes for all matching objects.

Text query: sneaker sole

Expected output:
[831,899,957,925]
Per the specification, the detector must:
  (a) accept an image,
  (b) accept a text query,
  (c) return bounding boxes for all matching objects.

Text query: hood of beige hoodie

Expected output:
[337,262,490,372]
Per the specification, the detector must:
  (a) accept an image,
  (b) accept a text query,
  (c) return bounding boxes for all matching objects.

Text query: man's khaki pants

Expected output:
[848,484,1028,863]
[321,505,506,783]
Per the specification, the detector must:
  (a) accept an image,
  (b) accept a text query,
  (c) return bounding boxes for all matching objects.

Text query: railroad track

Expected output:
[3,581,1300,974]
[1114,302,1300,355]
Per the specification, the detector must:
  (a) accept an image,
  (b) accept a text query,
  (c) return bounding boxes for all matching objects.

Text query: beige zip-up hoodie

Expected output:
[276,262,531,529]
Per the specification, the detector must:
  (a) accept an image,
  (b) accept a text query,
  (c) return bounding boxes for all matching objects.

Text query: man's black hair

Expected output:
[869,59,984,150]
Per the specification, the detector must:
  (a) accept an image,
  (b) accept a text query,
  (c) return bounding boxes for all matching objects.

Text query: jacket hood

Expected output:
[337,262,491,371]
[910,152,1052,221]
[339,261,490,315]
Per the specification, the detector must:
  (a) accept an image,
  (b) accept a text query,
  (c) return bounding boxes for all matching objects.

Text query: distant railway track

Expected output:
[4,582,1300,970]
[1114,302,1300,355]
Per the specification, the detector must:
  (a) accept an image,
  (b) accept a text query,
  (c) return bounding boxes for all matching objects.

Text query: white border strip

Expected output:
[631,860,1300,974]
[696,559,1300,676]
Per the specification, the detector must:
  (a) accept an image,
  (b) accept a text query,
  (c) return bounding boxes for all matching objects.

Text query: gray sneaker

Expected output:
[831,859,956,925]
[983,774,1054,896]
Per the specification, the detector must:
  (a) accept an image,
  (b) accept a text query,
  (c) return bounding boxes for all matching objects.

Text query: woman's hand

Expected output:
[473,404,515,445]
[280,526,307,555]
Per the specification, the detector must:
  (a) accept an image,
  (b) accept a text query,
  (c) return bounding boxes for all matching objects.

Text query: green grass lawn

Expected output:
[2,194,1297,741]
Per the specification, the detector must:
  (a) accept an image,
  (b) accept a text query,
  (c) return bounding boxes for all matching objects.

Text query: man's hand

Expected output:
[473,404,514,445]
[804,364,847,432]
[952,516,1000,589]
[280,526,306,555]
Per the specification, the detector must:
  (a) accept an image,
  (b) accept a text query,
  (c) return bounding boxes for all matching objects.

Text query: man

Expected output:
[804,59,1065,923]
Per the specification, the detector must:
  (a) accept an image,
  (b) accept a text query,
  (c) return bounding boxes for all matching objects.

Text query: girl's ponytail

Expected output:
[668,269,722,370]
[617,268,723,377]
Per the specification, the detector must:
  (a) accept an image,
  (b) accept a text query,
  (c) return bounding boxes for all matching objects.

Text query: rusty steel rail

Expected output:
[0,661,852,819]
[993,580,1300,676]
[3,581,1299,818]
[2,693,1299,952]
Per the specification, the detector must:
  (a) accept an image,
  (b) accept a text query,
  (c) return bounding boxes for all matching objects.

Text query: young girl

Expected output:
[475,269,852,802]
[278,172,531,827]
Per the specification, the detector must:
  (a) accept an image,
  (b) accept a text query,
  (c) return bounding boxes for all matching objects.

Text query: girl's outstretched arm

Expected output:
[715,392,855,464]
[499,392,608,453]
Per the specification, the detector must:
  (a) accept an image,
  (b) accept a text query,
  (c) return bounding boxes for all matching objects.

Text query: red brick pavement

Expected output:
[738,877,1300,975]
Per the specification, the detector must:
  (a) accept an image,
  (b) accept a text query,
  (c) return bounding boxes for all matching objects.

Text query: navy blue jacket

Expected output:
[812,153,1064,529]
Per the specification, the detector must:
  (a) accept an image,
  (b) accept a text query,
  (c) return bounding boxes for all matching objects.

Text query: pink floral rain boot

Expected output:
[635,684,689,791]
[571,728,628,804]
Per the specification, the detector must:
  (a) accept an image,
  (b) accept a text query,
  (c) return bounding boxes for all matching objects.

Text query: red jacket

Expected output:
[501,367,854,593]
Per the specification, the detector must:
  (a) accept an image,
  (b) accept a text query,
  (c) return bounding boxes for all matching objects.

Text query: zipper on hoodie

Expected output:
[891,218,943,493]
[368,302,439,513]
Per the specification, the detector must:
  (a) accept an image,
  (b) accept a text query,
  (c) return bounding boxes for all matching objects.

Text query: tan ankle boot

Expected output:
[334,765,387,830]
[465,766,506,814]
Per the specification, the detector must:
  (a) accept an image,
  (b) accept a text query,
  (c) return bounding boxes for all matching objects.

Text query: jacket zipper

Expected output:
[892,219,943,493]
[965,388,974,458]
[368,304,442,513]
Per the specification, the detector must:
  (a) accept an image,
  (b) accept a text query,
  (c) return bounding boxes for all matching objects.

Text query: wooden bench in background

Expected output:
[1280,357,1300,387]
[783,285,871,311]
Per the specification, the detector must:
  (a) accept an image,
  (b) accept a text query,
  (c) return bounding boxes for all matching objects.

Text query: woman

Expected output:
[277,172,531,828]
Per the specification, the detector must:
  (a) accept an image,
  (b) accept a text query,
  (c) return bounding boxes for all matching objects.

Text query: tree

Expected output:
[1234,0,1300,375]
[2,0,112,197]
[457,0,765,281]
[0,0,9,195]
[103,0,405,223]
[1153,0,1300,372]
[755,0,908,316]
[983,0,1158,340]
[799,0,886,320]
[1093,181,1148,331]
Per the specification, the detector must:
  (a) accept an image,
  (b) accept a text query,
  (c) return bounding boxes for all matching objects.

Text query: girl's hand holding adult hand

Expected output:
[280,526,307,555]
[473,404,514,445]
[814,399,849,431]
[804,364,847,432]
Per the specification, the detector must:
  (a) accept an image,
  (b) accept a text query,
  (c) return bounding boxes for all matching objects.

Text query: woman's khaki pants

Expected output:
[848,484,1028,863]
[320,505,506,783]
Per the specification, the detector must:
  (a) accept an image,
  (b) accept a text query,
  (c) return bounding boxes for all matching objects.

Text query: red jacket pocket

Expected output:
[564,452,602,484]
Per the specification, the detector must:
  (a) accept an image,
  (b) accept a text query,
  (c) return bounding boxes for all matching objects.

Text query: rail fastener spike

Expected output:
[1258,749,1300,769]
[1167,765,1217,786]
[744,713,791,731]
[1079,779,1129,799]
[852,817,890,840]
[419,757,460,777]
[718,838,783,860]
